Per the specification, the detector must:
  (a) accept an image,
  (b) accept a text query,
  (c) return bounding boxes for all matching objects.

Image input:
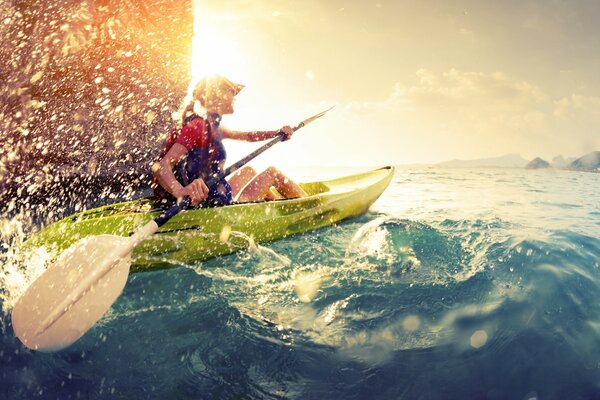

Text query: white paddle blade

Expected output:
[11,234,133,352]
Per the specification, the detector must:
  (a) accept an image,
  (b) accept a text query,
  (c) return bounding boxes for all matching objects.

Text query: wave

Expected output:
[3,168,600,398]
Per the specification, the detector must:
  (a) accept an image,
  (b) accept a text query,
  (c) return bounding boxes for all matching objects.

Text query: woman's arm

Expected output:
[154,143,209,205]
[221,126,294,142]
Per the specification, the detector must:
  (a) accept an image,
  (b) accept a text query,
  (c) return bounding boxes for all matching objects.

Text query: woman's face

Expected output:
[204,86,236,115]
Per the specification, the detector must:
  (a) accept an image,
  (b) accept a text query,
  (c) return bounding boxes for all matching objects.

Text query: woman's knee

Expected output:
[237,166,257,177]
[229,166,258,197]
[230,166,257,185]
[262,166,282,177]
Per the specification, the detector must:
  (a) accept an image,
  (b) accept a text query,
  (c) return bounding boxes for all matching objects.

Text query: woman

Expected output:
[152,74,307,207]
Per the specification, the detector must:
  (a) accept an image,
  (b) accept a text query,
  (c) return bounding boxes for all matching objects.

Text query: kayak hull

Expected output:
[25,166,394,272]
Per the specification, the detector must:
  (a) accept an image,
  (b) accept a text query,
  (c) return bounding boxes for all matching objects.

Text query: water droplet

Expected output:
[30,71,43,83]
[470,330,488,348]
[219,226,231,243]
[402,315,420,331]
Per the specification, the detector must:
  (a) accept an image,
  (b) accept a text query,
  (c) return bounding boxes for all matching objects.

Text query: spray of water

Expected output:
[224,230,291,266]
[0,216,55,315]
[345,216,422,279]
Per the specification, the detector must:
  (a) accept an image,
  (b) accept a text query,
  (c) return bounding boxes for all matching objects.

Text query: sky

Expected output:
[191,0,600,167]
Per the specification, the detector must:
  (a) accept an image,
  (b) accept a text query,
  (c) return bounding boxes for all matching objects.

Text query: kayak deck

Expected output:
[25,166,394,272]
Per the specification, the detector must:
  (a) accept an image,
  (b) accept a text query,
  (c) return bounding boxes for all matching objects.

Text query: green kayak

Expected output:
[25,166,394,272]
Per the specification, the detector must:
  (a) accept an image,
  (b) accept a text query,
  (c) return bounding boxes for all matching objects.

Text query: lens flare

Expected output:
[190,1,249,93]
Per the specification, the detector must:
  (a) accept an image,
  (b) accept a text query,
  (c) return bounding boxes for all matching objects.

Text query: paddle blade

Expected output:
[11,234,133,352]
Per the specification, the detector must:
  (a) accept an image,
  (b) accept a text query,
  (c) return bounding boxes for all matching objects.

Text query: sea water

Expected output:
[1,167,600,399]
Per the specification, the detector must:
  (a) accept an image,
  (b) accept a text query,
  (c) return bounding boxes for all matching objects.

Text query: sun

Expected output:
[190,1,249,93]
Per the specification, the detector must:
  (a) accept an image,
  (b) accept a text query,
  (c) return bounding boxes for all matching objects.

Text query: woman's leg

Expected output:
[228,166,257,198]
[236,166,307,203]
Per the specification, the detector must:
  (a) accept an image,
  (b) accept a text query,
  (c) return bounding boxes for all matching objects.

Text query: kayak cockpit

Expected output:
[298,181,330,196]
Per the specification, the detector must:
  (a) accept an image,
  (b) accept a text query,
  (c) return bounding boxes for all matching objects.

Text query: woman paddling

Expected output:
[152,74,307,206]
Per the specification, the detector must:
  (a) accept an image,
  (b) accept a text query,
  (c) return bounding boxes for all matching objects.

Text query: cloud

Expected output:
[554,94,600,119]
[343,83,407,115]
[409,68,547,105]
[405,69,554,145]
[339,69,600,162]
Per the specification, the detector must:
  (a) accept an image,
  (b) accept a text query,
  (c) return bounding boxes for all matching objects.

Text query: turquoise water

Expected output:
[1,167,600,399]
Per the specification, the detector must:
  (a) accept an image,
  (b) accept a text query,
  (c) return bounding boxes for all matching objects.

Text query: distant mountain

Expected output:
[525,157,550,169]
[568,151,600,171]
[437,154,528,168]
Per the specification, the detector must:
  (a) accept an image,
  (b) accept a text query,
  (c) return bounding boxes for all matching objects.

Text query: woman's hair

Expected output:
[176,75,243,123]
[178,96,197,123]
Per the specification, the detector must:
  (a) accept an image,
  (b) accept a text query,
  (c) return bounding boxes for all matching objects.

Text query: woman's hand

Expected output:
[279,125,294,141]
[175,178,209,205]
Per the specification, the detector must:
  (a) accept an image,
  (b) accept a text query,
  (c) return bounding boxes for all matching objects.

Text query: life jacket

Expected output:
[152,113,232,207]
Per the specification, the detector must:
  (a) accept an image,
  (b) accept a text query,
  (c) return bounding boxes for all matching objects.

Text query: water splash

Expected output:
[0,216,54,315]
[346,216,422,278]
[344,216,478,287]
[224,230,291,267]
[292,269,324,303]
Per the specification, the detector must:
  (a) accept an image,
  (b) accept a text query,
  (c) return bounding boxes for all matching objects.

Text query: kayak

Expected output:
[25,166,394,272]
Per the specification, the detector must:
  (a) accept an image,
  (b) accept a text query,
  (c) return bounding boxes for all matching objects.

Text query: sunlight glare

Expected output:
[191,1,249,93]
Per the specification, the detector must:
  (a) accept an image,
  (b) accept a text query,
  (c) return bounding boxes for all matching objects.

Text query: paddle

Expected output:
[11,106,334,352]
